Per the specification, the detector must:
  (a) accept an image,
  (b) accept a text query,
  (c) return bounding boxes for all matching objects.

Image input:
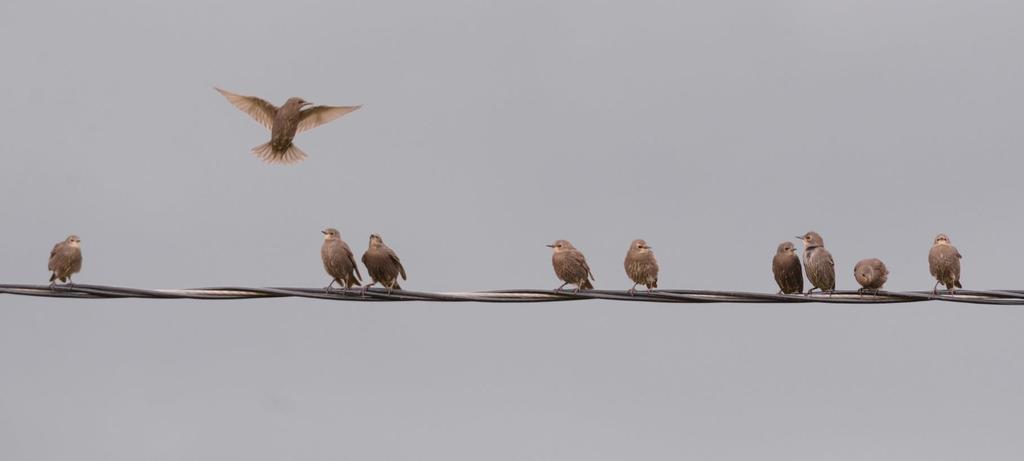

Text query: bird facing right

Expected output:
[215,87,361,165]
[624,239,658,294]
[48,234,82,288]
[361,233,407,294]
[321,228,362,292]
[929,233,962,294]
[853,258,889,294]
[797,231,835,294]
[772,241,803,294]
[548,240,595,292]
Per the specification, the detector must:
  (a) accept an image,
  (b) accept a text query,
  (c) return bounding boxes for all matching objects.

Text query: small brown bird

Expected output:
[853,258,889,294]
[321,228,361,292]
[797,231,835,294]
[361,234,407,294]
[929,233,962,294]
[48,235,82,288]
[624,239,658,294]
[547,240,595,292]
[772,241,803,294]
[215,87,361,165]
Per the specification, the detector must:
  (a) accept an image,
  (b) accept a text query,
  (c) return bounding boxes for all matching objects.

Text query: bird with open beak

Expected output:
[215,87,361,165]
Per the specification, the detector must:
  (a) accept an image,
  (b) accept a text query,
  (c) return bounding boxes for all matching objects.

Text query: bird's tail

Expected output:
[955,280,963,288]
[651,279,658,289]
[390,282,401,290]
[580,279,594,290]
[49,272,56,282]
[251,142,308,165]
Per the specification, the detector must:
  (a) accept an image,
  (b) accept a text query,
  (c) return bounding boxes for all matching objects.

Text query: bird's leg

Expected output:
[647,285,654,294]
[628,283,638,296]
[386,281,396,295]
[554,282,568,293]
[573,285,580,294]
[806,287,818,295]
[325,279,337,293]
[67,276,74,288]
[49,280,56,290]
[932,281,941,295]
[361,280,377,297]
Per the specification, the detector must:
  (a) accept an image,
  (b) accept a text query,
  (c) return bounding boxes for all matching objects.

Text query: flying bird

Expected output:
[798,231,835,294]
[321,228,362,292]
[624,239,658,294]
[929,233,962,294]
[48,235,82,288]
[547,240,595,293]
[215,87,361,165]
[361,234,407,294]
[772,241,803,294]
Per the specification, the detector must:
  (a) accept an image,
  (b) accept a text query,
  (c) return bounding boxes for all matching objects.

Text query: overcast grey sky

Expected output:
[2,0,1024,459]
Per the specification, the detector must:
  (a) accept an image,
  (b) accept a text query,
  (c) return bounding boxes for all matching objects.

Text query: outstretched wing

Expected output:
[296,105,362,134]
[215,87,278,131]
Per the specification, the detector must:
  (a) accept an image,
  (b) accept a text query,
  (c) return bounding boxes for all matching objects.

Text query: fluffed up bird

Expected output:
[321,228,361,292]
[772,241,803,294]
[624,239,658,294]
[215,87,361,165]
[798,231,835,294]
[548,240,595,293]
[929,233,962,294]
[853,258,889,294]
[48,235,82,288]
[361,234,407,294]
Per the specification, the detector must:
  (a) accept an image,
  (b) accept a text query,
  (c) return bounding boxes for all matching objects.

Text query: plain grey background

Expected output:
[1,0,1023,459]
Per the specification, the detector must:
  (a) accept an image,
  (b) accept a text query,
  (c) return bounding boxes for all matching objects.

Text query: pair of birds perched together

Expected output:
[772,232,964,295]
[547,239,659,294]
[321,230,407,294]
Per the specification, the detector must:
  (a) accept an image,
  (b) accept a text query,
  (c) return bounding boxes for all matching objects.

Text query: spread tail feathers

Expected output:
[251,142,308,165]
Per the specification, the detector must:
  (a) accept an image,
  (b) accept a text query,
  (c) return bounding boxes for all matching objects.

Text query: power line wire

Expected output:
[2,284,1023,305]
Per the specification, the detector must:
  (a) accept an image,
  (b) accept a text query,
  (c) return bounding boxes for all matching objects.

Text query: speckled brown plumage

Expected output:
[772,241,803,294]
[853,258,888,293]
[548,240,594,292]
[798,231,835,294]
[929,233,962,294]
[215,87,361,165]
[321,228,362,292]
[624,239,658,293]
[361,234,407,293]
[48,235,82,286]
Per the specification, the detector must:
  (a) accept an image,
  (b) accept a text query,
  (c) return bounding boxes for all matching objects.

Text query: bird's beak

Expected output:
[321,230,328,235]
[545,244,555,248]
[794,235,803,240]
[302,102,313,107]
[644,245,653,249]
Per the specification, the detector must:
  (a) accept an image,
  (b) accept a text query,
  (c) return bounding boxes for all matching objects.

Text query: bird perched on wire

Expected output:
[361,234,407,294]
[772,241,803,294]
[215,87,361,165]
[48,235,82,288]
[321,228,361,293]
[853,258,888,294]
[624,239,658,294]
[547,240,595,293]
[929,233,962,294]
[797,231,835,294]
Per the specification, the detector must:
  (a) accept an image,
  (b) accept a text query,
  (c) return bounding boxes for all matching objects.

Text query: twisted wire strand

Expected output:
[2,284,1023,304]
